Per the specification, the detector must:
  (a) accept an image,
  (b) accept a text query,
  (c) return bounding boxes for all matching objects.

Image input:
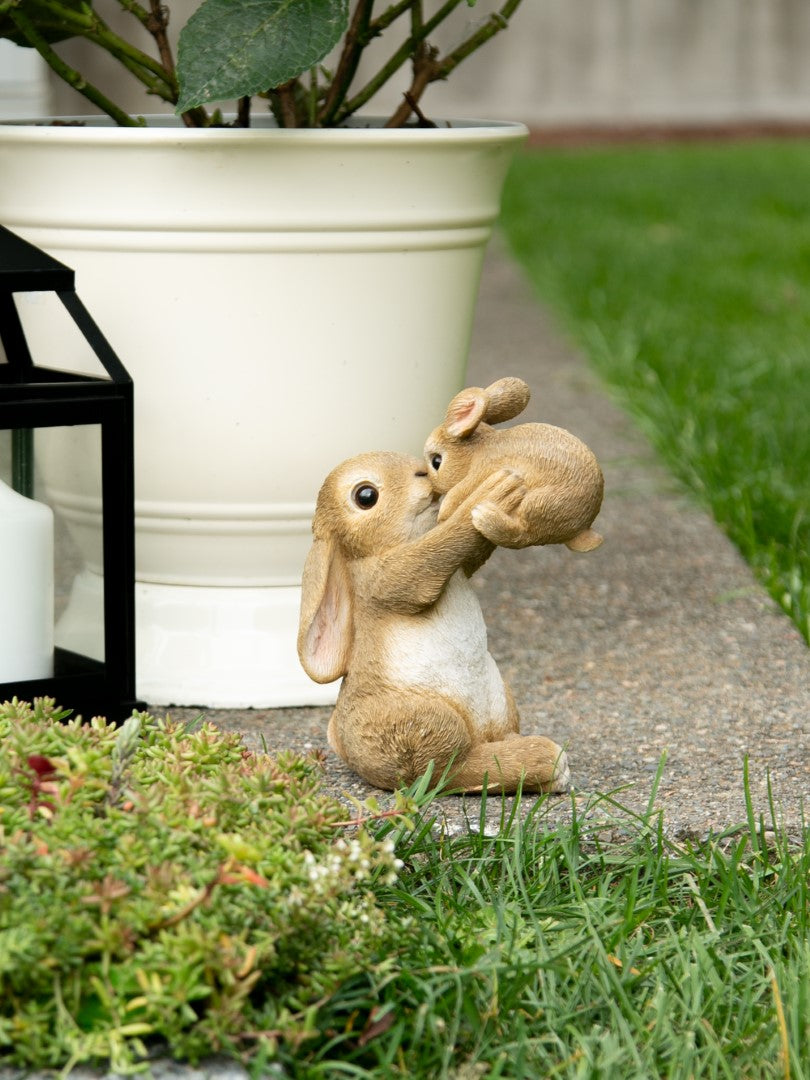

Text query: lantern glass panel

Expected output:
[0,424,106,674]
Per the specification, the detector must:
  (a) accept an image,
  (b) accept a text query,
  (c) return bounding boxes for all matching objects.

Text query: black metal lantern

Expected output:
[0,225,143,721]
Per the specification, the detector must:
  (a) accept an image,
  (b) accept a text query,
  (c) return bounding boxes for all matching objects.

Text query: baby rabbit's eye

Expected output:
[352,483,379,509]
[430,454,442,471]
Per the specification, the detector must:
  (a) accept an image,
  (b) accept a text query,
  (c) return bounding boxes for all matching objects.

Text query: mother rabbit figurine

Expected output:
[424,376,604,552]
[297,451,570,794]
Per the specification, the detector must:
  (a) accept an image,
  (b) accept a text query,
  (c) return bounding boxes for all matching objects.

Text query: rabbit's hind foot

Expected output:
[449,736,570,795]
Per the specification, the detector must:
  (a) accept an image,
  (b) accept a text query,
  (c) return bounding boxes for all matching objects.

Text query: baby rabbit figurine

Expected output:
[424,376,604,552]
[297,451,570,794]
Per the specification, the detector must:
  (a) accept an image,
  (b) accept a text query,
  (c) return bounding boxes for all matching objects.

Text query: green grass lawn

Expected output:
[327,775,808,1080]
[500,139,810,644]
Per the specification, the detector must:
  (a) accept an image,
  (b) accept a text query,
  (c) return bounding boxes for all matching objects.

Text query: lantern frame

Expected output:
[0,225,143,720]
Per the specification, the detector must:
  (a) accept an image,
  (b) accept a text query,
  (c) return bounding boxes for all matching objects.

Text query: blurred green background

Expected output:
[501,140,810,644]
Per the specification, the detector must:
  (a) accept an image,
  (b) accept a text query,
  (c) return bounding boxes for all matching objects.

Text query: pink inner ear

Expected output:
[308,576,339,662]
[304,560,352,682]
[446,392,485,438]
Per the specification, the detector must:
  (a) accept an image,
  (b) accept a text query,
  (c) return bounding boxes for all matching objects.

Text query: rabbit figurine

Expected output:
[424,376,604,552]
[297,450,570,794]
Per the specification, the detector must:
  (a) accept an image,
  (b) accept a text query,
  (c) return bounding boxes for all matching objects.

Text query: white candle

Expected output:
[0,478,54,681]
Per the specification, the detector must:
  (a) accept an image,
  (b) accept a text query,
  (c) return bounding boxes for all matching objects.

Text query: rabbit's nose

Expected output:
[414,469,428,478]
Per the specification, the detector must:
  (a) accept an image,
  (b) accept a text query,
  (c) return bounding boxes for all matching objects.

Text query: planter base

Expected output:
[135,581,339,709]
[57,569,338,709]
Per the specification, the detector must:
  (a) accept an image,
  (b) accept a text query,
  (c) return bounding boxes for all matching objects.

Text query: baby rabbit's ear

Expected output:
[297,537,353,683]
[444,377,531,438]
[444,386,488,438]
[481,377,531,425]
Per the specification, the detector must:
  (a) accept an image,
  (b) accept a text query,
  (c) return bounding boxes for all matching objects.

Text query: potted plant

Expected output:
[0,0,528,709]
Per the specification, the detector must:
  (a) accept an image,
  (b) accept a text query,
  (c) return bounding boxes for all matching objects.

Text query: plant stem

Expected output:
[318,0,376,126]
[437,0,524,80]
[308,68,318,127]
[271,79,300,127]
[141,0,209,125]
[411,0,423,36]
[8,8,142,126]
[236,95,251,127]
[18,0,179,110]
[146,0,175,81]
[45,0,173,86]
[114,0,152,30]
[371,0,418,34]
[384,0,526,127]
[39,0,208,123]
[386,84,435,128]
[385,1,435,128]
[334,0,463,124]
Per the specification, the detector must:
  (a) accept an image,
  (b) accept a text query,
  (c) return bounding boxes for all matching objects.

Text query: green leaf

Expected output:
[176,0,349,114]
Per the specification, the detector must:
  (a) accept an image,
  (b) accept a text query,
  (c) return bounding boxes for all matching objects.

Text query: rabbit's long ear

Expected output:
[481,377,531,425]
[297,537,353,683]
[444,387,488,438]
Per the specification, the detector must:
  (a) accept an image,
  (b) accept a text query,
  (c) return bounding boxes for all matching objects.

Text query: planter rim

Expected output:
[0,115,528,146]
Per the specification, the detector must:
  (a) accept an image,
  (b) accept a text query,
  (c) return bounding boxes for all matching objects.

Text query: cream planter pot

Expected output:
[0,116,526,708]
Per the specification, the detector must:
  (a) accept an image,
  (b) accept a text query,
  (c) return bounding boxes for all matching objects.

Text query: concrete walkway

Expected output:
[161,243,810,840]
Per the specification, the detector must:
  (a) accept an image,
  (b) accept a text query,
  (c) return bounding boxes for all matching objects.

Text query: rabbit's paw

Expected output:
[546,746,570,793]
[471,502,531,548]
[522,737,570,794]
[475,469,527,510]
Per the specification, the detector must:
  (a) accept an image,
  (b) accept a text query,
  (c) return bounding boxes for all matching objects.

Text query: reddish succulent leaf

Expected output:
[27,755,57,778]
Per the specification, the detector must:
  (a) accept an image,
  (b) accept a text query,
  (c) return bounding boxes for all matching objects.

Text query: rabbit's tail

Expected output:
[449,735,570,794]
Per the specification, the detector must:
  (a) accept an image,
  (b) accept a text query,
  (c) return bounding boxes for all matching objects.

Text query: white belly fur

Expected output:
[382,571,510,733]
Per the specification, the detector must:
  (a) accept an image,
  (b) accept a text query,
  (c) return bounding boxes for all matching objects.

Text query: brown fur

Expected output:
[424,376,604,551]
[297,451,569,794]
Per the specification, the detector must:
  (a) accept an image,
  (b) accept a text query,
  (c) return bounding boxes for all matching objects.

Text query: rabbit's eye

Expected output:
[430,454,442,471]
[352,483,379,509]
